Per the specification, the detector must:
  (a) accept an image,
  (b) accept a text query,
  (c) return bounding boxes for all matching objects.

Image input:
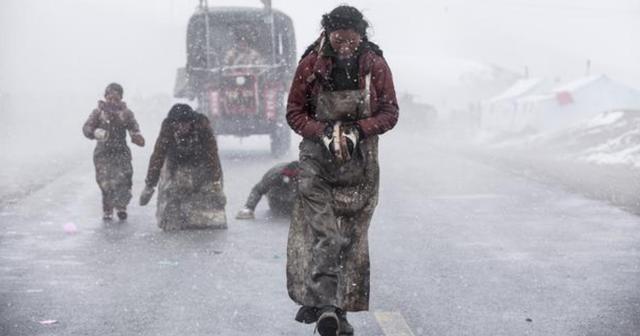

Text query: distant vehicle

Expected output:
[174,3,297,157]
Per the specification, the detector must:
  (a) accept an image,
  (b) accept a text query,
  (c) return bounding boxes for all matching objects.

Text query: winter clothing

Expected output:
[139,185,155,206]
[317,308,340,336]
[242,161,300,215]
[294,303,354,335]
[321,121,361,164]
[321,5,369,36]
[143,105,226,230]
[105,82,124,97]
[338,310,354,335]
[330,56,360,91]
[83,100,143,217]
[235,207,255,220]
[287,136,379,311]
[286,38,398,139]
[285,34,398,313]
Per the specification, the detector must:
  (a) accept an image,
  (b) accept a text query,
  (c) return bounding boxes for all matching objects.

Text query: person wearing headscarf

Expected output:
[236,161,300,220]
[83,83,145,220]
[139,104,227,230]
[285,5,399,335]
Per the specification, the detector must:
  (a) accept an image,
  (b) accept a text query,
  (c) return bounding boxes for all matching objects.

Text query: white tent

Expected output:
[484,75,640,133]
[517,75,640,132]
[480,77,550,131]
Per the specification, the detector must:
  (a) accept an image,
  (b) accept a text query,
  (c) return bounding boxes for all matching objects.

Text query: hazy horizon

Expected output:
[1,0,639,104]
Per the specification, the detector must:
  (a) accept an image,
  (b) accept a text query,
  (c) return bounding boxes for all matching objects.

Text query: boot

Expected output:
[102,198,113,221]
[316,307,340,336]
[116,207,127,220]
[294,306,318,324]
[338,310,354,335]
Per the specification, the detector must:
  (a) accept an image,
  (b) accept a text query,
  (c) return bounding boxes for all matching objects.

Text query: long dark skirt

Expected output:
[93,146,132,212]
[156,164,227,231]
[286,136,379,312]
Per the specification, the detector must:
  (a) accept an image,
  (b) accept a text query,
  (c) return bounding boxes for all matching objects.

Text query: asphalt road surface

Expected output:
[1,132,639,336]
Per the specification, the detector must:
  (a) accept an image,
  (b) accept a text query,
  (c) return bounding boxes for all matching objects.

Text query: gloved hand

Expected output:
[320,121,335,154]
[320,121,361,163]
[340,123,361,161]
[93,128,108,141]
[139,185,155,206]
[235,207,255,220]
[131,133,145,147]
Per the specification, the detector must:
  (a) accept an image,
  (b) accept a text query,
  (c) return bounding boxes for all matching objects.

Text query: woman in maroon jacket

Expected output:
[83,83,145,221]
[139,104,226,230]
[285,6,399,336]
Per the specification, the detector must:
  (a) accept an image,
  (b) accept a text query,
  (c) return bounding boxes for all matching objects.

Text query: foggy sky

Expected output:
[1,0,639,102]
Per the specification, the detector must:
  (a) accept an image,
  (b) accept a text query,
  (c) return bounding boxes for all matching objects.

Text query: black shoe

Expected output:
[294,306,318,324]
[317,309,340,336]
[117,210,127,220]
[338,310,354,335]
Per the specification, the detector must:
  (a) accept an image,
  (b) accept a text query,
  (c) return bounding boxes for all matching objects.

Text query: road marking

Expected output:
[375,311,415,336]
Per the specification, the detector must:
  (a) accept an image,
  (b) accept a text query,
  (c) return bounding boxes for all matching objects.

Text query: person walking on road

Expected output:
[139,104,227,230]
[83,83,145,221]
[285,5,399,335]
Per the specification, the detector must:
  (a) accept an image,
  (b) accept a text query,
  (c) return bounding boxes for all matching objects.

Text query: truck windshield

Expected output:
[188,17,274,69]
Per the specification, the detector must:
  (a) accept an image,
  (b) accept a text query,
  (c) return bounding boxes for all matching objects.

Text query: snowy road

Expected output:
[1,132,640,336]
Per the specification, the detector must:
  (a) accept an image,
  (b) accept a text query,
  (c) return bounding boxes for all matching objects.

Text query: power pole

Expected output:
[262,0,276,64]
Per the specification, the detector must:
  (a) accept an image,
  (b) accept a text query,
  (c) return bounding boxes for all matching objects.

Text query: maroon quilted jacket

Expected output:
[286,39,399,139]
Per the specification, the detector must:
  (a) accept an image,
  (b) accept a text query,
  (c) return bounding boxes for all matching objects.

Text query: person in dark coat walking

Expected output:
[285,6,399,336]
[139,104,227,230]
[83,83,145,220]
[236,161,300,220]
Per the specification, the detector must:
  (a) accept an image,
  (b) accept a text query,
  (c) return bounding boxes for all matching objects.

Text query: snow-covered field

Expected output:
[477,109,640,166]
[553,110,640,167]
[467,109,640,212]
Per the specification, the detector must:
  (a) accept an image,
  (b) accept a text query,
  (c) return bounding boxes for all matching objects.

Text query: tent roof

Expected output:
[553,75,606,92]
[517,93,555,103]
[518,74,640,105]
[486,77,546,103]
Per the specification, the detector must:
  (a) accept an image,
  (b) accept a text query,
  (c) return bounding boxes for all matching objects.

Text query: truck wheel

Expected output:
[270,124,291,158]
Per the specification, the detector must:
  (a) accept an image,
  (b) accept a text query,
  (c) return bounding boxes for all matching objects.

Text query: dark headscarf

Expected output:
[282,161,300,178]
[167,103,197,122]
[300,6,382,61]
[105,82,123,97]
[321,5,369,37]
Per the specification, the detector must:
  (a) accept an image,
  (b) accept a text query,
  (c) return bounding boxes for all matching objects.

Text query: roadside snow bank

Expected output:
[544,110,640,167]
[466,109,640,212]
[482,109,640,168]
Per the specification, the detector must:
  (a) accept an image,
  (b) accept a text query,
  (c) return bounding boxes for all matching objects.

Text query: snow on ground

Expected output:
[581,130,640,167]
[479,109,640,168]
[457,109,640,213]
[582,110,625,129]
[546,110,640,167]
